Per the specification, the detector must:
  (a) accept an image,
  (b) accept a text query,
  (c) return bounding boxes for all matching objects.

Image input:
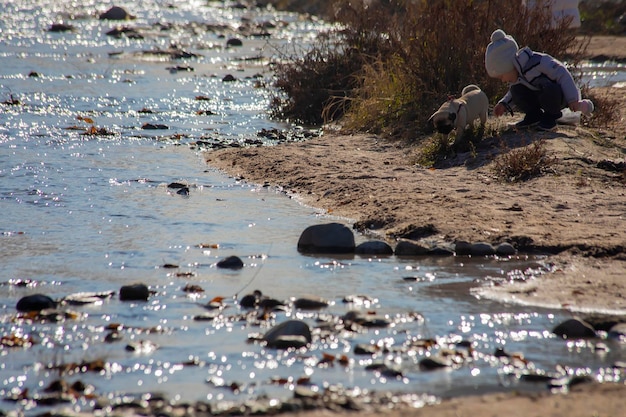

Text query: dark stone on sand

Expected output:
[263,319,312,348]
[297,223,355,254]
[216,255,244,269]
[99,6,134,20]
[455,241,496,256]
[552,317,597,339]
[16,293,57,312]
[119,283,150,301]
[426,245,455,256]
[496,242,517,255]
[355,240,393,255]
[394,239,429,256]
[454,240,472,255]
[470,242,496,256]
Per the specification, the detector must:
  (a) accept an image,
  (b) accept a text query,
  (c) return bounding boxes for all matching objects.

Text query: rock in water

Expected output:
[297,223,355,254]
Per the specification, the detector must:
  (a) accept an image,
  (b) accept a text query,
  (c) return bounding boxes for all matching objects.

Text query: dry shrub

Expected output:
[492,138,558,182]
[270,34,364,125]
[581,87,622,129]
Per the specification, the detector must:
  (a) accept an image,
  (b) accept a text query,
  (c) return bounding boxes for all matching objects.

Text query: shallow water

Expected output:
[1,1,625,415]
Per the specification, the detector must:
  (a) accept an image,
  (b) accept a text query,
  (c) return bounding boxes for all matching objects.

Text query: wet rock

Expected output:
[16,293,57,312]
[496,242,517,256]
[342,310,390,328]
[355,240,393,255]
[119,283,150,301]
[99,6,134,20]
[239,290,263,308]
[106,26,143,39]
[518,370,558,383]
[552,317,597,339]
[226,38,243,47]
[297,223,355,254]
[216,255,244,269]
[354,344,379,355]
[268,335,309,349]
[470,242,496,256]
[454,240,472,255]
[48,23,75,32]
[419,355,451,370]
[141,122,168,130]
[455,241,495,256]
[426,245,455,256]
[263,319,311,348]
[222,74,237,82]
[394,239,429,256]
[608,322,626,340]
[292,295,329,310]
[365,362,403,377]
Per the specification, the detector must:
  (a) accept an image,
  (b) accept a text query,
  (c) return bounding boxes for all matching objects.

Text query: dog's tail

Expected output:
[461,84,480,95]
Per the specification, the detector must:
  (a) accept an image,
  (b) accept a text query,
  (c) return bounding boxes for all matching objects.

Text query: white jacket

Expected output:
[498,46,581,110]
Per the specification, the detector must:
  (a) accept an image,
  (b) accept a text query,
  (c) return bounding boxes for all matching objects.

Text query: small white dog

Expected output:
[428,84,489,145]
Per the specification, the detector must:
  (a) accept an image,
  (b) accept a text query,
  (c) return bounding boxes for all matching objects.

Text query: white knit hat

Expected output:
[485,29,519,77]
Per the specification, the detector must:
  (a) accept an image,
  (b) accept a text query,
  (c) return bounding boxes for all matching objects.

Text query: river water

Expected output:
[1,1,624,415]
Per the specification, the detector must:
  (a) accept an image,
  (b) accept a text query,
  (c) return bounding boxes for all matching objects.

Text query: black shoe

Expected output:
[537,118,557,131]
[512,115,541,129]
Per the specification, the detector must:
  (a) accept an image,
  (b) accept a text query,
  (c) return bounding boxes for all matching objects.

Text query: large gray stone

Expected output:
[394,239,429,256]
[120,283,150,301]
[297,223,355,254]
[263,320,312,348]
[355,240,393,255]
[99,6,133,20]
[552,317,597,339]
[16,293,56,312]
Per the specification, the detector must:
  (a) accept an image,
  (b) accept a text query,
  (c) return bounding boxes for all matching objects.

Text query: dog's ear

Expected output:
[448,112,456,122]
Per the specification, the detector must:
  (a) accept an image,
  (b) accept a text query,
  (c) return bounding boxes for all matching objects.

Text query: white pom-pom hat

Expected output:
[485,29,519,77]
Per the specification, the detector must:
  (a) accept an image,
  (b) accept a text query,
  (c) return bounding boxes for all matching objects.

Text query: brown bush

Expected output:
[492,138,558,182]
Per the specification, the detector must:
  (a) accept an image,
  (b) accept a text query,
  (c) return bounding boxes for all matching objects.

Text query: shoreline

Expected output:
[205,101,626,314]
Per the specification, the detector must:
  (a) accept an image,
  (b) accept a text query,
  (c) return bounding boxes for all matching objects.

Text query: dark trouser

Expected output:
[510,80,565,121]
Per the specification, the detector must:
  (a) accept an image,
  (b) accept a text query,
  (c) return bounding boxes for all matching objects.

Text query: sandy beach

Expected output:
[204,35,626,416]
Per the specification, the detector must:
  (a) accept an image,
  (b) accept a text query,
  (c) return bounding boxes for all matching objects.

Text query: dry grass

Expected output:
[492,138,558,182]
